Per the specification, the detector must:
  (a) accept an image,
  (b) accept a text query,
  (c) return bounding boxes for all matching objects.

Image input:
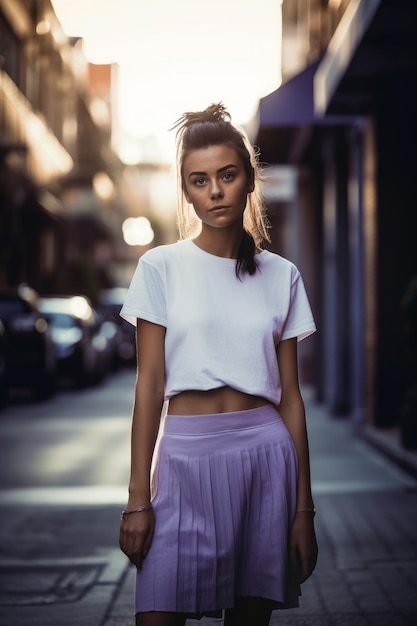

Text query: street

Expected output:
[0,369,136,626]
[0,371,416,625]
[0,370,134,495]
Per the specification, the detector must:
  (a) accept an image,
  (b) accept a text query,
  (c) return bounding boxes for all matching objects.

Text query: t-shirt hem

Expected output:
[281,324,317,342]
[120,307,167,328]
[165,383,280,406]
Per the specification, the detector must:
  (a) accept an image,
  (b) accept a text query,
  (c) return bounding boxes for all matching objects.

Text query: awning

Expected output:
[314,0,382,115]
[256,0,417,164]
[255,59,350,163]
[314,0,417,116]
[258,59,322,128]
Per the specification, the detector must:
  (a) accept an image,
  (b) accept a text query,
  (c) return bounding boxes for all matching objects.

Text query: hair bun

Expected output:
[172,102,230,134]
[203,103,231,123]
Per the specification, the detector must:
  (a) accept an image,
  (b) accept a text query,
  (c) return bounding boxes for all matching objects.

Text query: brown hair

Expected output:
[172,103,270,276]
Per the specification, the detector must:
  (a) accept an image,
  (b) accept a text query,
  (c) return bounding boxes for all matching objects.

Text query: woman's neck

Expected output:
[193,227,244,259]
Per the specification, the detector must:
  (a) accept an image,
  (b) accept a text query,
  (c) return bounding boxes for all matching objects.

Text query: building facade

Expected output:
[0,0,125,303]
[256,0,417,450]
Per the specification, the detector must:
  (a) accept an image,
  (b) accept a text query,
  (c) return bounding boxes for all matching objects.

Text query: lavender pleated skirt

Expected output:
[135,404,300,616]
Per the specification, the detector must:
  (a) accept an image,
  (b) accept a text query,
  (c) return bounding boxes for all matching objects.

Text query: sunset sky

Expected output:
[51,0,282,163]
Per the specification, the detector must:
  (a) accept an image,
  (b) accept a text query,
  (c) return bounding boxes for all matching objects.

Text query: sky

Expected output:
[51,0,282,163]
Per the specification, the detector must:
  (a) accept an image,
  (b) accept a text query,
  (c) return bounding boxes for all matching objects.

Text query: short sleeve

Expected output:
[281,268,316,342]
[120,256,167,327]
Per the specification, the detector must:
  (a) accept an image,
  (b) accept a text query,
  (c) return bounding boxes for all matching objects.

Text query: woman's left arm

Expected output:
[276,337,318,583]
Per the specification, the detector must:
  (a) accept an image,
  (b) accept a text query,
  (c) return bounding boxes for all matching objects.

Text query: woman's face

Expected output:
[182,144,254,232]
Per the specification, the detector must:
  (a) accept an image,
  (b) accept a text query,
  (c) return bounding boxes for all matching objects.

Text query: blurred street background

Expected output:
[1,0,417,624]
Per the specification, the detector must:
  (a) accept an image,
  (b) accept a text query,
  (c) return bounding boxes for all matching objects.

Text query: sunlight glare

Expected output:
[51,0,282,162]
[123,217,155,246]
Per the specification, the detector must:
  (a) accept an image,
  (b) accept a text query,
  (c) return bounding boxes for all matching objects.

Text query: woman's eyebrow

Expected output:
[188,164,238,178]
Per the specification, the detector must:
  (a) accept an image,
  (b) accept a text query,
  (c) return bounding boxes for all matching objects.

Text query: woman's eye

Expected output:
[222,172,234,181]
[193,178,206,186]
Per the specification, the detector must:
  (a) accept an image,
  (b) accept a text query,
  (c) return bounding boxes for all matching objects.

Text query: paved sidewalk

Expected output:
[1,389,417,626]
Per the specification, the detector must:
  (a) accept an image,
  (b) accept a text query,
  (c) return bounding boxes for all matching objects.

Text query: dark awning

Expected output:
[255,57,354,163]
[315,0,417,116]
[258,59,322,128]
[256,0,417,163]
[314,0,382,115]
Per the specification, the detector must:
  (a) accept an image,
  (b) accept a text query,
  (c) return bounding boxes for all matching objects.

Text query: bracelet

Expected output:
[120,503,152,520]
[296,508,316,516]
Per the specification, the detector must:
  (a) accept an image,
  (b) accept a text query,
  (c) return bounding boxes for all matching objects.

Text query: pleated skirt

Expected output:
[135,404,300,616]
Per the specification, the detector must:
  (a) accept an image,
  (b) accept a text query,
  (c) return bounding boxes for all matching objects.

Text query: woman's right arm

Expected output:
[119,318,166,570]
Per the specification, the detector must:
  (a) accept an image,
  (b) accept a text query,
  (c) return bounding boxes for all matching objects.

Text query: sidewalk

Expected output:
[1,389,417,626]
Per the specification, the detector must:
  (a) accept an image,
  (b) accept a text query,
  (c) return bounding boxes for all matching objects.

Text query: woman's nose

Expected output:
[210,181,223,199]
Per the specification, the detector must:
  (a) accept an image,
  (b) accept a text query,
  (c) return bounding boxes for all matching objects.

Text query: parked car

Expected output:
[38,295,111,387]
[94,311,122,372]
[97,288,136,366]
[0,285,56,402]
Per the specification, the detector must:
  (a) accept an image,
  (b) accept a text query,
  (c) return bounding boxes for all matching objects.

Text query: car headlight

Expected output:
[35,318,48,333]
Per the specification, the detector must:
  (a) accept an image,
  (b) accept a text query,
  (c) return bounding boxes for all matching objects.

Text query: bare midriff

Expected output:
[167,386,270,416]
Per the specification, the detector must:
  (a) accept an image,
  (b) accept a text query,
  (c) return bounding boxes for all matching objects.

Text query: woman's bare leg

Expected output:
[135,612,186,626]
[224,597,274,626]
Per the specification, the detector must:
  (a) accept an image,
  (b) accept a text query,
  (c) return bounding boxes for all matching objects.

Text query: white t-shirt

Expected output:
[121,239,316,405]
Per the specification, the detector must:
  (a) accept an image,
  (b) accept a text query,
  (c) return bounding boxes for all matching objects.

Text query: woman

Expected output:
[119,103,318,626]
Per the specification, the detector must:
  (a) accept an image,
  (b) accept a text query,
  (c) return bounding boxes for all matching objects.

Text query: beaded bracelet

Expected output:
[120,503,152,520]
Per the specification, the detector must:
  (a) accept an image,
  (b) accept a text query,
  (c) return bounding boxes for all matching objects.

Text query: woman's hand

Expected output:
[288,512,318,583]
[119,508,155,570]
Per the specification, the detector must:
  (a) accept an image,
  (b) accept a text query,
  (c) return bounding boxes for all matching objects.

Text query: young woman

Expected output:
[119,103,318,626]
